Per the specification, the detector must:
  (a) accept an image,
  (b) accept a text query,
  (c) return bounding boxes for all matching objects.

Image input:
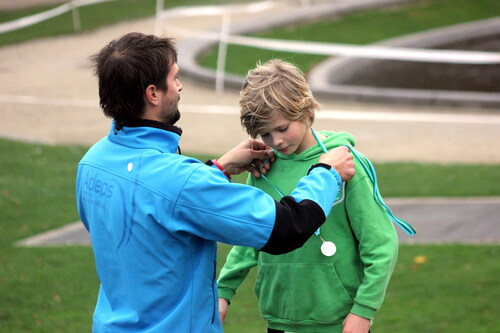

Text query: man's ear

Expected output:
[144,84,159,106]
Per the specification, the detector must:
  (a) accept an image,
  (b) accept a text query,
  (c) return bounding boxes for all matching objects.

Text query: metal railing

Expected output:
[154,0,500,93]
[0,0,115,34]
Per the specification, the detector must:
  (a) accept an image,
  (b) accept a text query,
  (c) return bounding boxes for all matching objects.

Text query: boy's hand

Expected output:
[318,146,355,181]
[342,313,370,333]
[218,298,229,324]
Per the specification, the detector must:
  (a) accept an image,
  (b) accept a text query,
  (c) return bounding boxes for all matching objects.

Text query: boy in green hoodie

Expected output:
[217,59,403,333]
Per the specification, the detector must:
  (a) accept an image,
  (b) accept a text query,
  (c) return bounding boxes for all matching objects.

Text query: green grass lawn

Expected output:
[0,0,252,47]
[218,244,500,333]
[0,138,499,332]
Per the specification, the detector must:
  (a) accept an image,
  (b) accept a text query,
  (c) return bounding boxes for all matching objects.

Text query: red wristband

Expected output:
[212,159,231,179]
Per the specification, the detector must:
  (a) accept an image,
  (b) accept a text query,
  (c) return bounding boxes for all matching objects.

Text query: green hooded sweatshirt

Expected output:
[217,131,399,332]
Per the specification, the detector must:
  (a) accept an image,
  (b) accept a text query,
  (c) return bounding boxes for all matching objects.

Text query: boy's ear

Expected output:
[304,109,314,126]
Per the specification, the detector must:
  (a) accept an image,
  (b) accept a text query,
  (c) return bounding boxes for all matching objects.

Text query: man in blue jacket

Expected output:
[76,32,355,332]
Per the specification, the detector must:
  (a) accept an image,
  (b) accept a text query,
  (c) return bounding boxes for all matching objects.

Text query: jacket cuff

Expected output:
[307,162,331,174]
[308,164,342,189]
[205,159,231,180]
[351,302,377,320]
[217,287,235,304]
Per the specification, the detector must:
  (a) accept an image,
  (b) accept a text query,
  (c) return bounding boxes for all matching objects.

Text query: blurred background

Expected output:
[0,1,499,332]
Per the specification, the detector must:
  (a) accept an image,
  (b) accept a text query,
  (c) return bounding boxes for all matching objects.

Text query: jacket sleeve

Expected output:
[217,246,259,303]
[173,163,342,255]
[345,156,399,320]
[260,165,342,254]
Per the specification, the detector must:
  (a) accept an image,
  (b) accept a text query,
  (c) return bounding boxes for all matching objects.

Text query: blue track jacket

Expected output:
[76,121,342,332]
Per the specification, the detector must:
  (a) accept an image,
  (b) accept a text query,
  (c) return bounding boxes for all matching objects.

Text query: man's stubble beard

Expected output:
[168,108,181,125]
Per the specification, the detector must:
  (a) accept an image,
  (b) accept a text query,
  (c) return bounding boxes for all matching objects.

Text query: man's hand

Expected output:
[217,139,275,178]
[218,298,229,324]
[342,313,371,333]
[318,146,355,181]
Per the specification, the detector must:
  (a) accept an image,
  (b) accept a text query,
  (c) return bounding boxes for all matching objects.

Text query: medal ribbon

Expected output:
[311,129,416,236]
[259,129,416,236]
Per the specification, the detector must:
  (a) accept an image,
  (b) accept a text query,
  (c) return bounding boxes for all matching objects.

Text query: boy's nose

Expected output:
[273,136,283,147]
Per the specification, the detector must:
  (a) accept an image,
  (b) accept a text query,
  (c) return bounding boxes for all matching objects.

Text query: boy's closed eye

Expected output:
[261,126,288,138]
[277,126,288,133]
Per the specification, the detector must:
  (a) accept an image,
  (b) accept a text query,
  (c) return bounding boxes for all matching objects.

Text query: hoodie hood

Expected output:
[275,130,356,161]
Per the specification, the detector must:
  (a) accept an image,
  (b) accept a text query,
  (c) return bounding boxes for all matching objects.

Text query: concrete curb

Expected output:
[15,197,500,246]
[309,17,500,109]
[177,0,411,89]
[177,0,500,108]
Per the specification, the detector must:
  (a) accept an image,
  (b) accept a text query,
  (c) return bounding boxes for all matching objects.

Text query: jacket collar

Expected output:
[108,119,182,153]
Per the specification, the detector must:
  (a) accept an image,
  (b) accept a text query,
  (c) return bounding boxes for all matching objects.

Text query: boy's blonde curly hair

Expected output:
[239,59,320,138]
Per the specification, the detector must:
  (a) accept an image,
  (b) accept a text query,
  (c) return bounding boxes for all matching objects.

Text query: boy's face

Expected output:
[259,112,314,155]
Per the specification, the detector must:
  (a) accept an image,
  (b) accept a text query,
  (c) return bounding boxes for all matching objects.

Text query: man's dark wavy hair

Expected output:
[90,32,178,123]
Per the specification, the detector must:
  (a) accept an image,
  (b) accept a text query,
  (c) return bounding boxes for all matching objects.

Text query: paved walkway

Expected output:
[15,197,500,246]
[2,0,499,245]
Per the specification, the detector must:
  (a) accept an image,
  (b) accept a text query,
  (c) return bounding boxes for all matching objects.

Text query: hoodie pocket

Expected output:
[255,262,353,324]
